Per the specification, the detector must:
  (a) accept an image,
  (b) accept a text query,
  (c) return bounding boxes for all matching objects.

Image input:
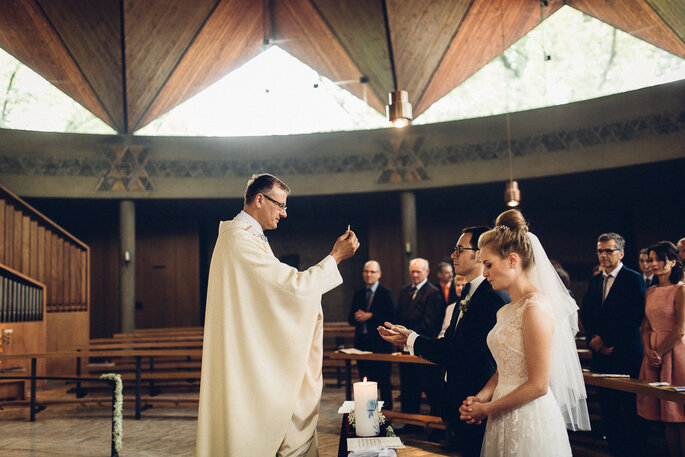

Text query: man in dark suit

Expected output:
[348,260,396,409]
[580,232,646,457]
[395,258,444,420]
[435,261,459,308]
[639,248,655,288]
[379,227,508,457]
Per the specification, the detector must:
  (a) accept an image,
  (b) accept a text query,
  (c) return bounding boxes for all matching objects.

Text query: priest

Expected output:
[196,173,359,457]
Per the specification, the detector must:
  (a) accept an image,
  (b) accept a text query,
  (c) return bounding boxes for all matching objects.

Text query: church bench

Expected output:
[322,323,355,386]
[0,349,203,420]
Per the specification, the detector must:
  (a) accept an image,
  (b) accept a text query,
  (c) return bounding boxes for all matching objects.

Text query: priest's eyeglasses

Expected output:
[261,193,287,212]
[454,245,479,256]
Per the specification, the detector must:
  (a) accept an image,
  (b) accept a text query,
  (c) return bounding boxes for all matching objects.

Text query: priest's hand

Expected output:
[377,322,410,345]
[330,230,359,263]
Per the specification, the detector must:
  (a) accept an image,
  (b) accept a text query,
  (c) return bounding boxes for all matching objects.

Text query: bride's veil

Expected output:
[527,232,591,431]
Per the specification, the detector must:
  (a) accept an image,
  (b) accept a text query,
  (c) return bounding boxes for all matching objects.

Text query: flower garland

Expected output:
[100,373,123,454]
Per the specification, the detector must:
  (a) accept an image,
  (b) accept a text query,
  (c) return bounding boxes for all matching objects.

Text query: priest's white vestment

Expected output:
[196,217,343,457]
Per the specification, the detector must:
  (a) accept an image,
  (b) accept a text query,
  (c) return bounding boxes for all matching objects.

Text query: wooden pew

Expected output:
[0,349,202,420]
[322,323,354,386]
[331,349,685,455]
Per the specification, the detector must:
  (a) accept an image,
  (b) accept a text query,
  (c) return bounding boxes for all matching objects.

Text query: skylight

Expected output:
[0,5,682,136]
[414,6,685,124]
[0,48,114,134]
[136,46,387,136]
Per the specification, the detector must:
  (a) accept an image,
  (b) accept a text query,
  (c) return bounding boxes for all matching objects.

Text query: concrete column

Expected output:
[119,200,135,333]
[400,191,417,281]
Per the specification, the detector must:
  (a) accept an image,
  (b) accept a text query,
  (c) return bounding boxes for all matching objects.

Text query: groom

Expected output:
[378,226,508,457]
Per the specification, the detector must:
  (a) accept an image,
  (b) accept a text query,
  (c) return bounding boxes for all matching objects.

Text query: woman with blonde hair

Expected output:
[459,209,589,456]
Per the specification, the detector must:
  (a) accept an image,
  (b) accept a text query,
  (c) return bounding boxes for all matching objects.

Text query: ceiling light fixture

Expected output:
[381,0,412,128]
[500,0,520,207]
[387,90,412,128]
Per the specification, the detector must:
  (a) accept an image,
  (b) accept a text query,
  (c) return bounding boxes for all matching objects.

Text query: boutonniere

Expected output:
[458,298,470,315]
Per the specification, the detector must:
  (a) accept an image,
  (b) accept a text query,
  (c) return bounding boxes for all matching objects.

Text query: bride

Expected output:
[459,209,590,456]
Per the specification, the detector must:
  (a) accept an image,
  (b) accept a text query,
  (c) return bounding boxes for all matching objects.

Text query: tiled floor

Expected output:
[0,382,453,457]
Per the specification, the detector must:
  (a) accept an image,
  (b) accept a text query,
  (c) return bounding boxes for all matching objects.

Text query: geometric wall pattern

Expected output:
[0,109,681,190]
[95,146,153,191]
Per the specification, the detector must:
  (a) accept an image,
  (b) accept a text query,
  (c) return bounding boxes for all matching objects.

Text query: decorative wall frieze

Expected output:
[0,81,682,198]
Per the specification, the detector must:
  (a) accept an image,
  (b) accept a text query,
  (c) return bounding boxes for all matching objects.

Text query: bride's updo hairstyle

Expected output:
[478,209,535,271]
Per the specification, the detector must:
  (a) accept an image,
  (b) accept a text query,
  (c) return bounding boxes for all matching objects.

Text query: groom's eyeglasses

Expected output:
[454,245,479,256]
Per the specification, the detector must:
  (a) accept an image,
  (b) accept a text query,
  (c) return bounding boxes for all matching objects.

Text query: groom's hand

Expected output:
[377,322,410,345]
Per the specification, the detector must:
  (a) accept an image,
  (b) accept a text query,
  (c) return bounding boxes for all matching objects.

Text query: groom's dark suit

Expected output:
[413,279,508,457]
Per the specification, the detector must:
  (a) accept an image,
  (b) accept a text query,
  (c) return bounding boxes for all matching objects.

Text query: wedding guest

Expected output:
[436,261,459,307]
[639,248,656,288]
[459,210,589,456]
[396,258,444,421]
[348,260,396,409]
[637,241,685,457]
[677,238,685,265]
[580,232,646,457]
[438,274,467,339]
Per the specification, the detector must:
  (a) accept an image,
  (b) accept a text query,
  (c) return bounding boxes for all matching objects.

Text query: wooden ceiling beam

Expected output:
[386,0,472,117]
[123,0,218,133]
[416,0,563,116]
[137,0,265,131]
[311,0,391,113]
[35,0,123,132]
[568,0,685,58]
[645,0,685,44]
[0,0,113,130]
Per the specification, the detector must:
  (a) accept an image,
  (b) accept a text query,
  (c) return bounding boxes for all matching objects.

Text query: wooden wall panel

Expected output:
[174,224,200,327]
[0,186,90,374]
[367,212,404,298]
[86,228,119,338]
[0,200,5,263]
[4,204,12,268]
[45,311,88,376]
[135,220,200,329]
[21,215,30,274]
[13,208,21,271]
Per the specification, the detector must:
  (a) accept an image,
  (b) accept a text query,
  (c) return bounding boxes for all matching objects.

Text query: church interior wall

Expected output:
[24,157,684,337]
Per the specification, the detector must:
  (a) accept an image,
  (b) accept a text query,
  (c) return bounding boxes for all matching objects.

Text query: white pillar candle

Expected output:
[353,377,380,437]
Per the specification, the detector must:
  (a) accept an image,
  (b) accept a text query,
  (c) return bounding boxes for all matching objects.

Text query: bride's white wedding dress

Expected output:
[481,292,572,457]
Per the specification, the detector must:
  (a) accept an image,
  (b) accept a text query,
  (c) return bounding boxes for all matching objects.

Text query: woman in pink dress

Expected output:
[637,241,685,457]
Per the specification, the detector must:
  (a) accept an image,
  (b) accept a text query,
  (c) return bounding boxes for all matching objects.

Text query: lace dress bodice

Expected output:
[486,294,541,385]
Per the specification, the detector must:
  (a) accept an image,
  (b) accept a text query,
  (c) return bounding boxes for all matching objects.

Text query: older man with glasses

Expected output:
[580,232,646,457]
[197,173,359,457]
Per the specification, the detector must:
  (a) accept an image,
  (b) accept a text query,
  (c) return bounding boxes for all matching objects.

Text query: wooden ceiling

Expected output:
[0,0,683,134]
